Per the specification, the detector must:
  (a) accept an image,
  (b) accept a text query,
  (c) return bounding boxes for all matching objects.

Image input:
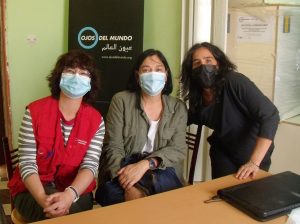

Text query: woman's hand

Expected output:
[36,194,52,210]
[43,191,74,218]
[236,138,271,180]
[117,160,149,190]
[236,160,260,180]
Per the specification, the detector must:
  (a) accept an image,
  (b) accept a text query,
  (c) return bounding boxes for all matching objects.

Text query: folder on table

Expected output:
[217,171,300,221]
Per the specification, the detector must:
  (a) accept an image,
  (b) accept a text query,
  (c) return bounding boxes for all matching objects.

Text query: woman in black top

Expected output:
[180,42,279,179]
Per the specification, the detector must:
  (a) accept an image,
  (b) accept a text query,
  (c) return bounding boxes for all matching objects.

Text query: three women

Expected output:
[9,43,280,219]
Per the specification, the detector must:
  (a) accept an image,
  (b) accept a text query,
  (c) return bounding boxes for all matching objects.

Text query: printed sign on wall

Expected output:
[69,0,144,117]
[236,15,275,43]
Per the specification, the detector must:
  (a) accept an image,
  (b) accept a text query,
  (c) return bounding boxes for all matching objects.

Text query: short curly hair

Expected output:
[47,49,100,104]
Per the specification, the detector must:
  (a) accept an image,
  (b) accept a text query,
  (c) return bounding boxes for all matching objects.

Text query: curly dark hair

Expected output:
[47,49,100,104]
[126,49,173,95]
[179,42,236,112]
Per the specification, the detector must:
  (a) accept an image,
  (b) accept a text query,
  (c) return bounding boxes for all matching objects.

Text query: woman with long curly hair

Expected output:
[180,42,279,180]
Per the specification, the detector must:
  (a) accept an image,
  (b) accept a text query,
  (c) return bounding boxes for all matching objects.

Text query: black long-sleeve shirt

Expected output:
[188,71,280,163]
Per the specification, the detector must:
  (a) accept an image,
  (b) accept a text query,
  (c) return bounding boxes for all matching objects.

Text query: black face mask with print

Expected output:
[191,64,218,88]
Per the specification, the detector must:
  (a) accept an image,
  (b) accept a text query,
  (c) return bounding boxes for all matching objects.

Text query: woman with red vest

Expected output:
[8,50,105,222]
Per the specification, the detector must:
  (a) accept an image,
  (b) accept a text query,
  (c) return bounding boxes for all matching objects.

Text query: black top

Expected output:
[188,71,280,164]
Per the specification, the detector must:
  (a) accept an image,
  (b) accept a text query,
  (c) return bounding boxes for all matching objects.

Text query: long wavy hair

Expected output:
[179,42,236,112]
[47,49,100,104]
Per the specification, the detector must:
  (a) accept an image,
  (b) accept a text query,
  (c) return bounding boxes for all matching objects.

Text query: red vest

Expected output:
[8,96,102,197]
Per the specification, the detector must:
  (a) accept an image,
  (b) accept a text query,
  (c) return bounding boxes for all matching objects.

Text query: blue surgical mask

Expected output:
[139,72,166,96]
[59,73,91,99]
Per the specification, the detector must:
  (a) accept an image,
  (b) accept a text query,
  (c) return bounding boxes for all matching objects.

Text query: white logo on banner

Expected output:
[78,27,99,49]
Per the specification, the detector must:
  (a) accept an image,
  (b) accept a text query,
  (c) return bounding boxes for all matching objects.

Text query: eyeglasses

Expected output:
[63,68,91,77]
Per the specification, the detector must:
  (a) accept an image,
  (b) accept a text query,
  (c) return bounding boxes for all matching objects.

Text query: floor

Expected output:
[0,164,12,224]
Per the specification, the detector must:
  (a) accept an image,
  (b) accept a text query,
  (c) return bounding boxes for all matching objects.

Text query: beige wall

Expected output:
[226,5,300,175]
[271,122,300,174]
[195,4,300,181]
[185,2,300,182]
[227,6,277,100]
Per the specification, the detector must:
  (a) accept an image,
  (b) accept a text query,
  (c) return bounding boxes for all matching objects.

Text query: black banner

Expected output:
[69,0,144,117]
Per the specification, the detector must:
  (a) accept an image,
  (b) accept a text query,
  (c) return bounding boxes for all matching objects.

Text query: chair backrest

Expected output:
[2,136,19,180]
[2,137,21,213]
[186,125,202,184]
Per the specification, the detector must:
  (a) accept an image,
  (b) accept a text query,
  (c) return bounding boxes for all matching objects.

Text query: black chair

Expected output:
[2,137,26,224]
[186,126,202,184]
[2,137,18,180]
[0,193,8,224]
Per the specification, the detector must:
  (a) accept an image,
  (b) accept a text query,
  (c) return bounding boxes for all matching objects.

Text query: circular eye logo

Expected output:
[78,27,99,49]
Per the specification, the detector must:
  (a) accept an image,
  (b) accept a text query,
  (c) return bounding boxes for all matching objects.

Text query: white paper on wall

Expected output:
[227,7,277,100]
[236,15,275,43]
[274,6,300,121]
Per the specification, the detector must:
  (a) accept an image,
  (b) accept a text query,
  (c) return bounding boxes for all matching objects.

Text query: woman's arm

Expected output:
[236,137,272,179]
[231,73,280,179]
[117,160,150,189]
[18,109,39,180]
[80,120,105,176]
[44,120,105,217]
[102,94,127,179]
[43,169,94,218]
[23,174,51,208]
[231,73,279,142]
[19,109,50,208]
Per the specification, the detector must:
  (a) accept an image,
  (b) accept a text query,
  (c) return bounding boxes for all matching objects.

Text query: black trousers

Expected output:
[14,183,93,222]
[95,153,183,206]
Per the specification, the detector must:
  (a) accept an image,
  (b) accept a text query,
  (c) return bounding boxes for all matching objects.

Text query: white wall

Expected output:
[227,6,277,100]
[226,5,300,175]
[271,122,300,174]
[195,4,300,181]
[274,6,300,120]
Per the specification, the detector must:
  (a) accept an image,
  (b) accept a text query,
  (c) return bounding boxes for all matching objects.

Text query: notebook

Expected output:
[217,171,300,221]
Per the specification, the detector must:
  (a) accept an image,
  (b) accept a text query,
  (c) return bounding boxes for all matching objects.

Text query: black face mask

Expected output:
[191,64,218,88]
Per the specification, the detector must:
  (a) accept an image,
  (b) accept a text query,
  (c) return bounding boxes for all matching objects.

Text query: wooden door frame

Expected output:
[1,0,13,151]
